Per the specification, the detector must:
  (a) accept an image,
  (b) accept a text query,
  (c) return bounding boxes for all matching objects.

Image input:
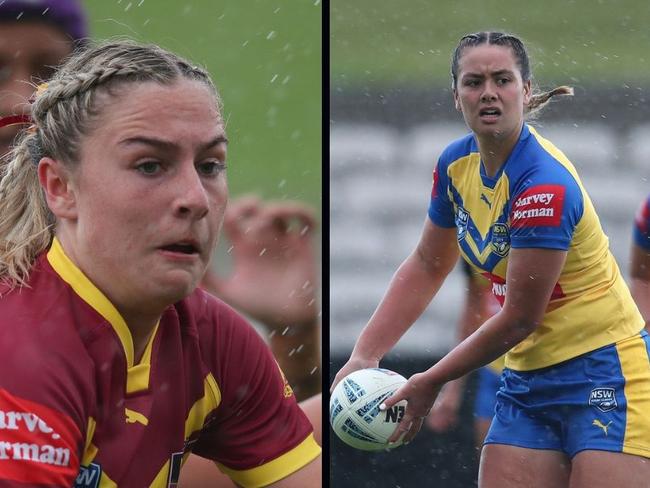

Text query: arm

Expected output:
[384,247,567,443]
[331,220,459,390]
[630,241,650,329]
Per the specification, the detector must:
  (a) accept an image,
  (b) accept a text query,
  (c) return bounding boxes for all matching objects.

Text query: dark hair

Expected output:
[451,31,572,115]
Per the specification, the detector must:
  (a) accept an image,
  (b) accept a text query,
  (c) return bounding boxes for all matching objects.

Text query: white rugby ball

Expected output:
[329,368,408,451]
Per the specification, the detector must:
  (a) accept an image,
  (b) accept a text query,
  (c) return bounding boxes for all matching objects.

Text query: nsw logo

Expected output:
[74,463,102,488]
[490,223,510,257]
[455,206,469,241]
[589,387,617,413]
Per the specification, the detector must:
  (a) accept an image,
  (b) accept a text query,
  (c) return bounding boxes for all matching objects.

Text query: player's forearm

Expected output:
[422,310,535,386]
[352,251,448,362]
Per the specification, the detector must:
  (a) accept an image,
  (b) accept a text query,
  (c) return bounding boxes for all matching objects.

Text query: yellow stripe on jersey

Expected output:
[148,373,222,486]
[216,434,321,488]
[48,238,159,393]
[126,321,159,394]
[617,334,650,457]
[81,417,97,466]
[185,373,221,437]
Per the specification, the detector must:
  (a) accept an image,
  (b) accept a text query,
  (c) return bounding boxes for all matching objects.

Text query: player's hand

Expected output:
[425,379,462,433]
[202,196,318,331]
[379,372,441,444]
[329,356,378,394]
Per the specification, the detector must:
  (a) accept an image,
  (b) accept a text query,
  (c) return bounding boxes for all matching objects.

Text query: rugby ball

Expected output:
[329,368,408,451]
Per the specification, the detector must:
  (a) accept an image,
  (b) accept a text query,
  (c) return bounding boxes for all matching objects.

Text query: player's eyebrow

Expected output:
[118,135,228,151]
[462,69,515,79]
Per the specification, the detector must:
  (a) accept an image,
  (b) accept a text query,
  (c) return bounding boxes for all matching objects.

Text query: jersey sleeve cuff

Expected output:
[216,434,321,488]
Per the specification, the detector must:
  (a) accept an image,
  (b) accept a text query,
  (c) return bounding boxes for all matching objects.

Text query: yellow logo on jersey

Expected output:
[275,361,294,398]
[592,419,612,436]
[125,408,149,426]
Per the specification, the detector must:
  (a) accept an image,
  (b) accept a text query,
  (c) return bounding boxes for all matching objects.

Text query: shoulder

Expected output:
[508,125,583,192]
[438,131,477,168]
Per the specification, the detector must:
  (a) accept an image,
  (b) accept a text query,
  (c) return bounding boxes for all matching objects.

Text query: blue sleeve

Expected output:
[508,165,583,251]
[634,195,650,250]
[427,160,456,228]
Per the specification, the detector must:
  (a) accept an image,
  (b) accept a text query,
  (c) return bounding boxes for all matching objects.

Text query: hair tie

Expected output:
[0,114,31,129]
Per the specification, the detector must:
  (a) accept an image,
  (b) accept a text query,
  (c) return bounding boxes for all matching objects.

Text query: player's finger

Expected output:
[402,417,425,444]
[223,196,261,239]
[387,416,412,444]
[263,203,317,235]
[379,393,399,412]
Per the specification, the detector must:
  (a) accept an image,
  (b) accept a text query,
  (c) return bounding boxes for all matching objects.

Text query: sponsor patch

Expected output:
[490,223,510,257]
[510,184,565,228]
[75,463,102,488]
[589,387,617,413]
[455,206,469,241]
[0,388,79,484]
[482,272,507,307]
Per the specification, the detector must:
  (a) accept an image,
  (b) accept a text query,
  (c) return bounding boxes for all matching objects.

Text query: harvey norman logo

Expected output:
[510,184,565,228]
[0,409,70,466]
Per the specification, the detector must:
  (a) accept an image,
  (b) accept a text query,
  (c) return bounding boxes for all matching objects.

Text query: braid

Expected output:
[527,86,574,115]
[0,136,53,287]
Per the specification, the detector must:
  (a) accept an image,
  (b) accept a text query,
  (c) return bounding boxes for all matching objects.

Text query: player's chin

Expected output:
[154,269,204,301]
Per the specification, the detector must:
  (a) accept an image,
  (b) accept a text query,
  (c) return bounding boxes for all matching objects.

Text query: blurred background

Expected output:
[87,0,321,211]
[330,1,650,486]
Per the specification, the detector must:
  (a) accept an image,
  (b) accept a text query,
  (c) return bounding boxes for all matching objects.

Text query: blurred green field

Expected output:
[85,0,321,213]
[331,0,650,88]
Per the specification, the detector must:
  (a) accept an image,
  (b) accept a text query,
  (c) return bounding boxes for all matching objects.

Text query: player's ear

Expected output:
[453,88,462,112]
[38,157,78,220]
[522,79,531,106]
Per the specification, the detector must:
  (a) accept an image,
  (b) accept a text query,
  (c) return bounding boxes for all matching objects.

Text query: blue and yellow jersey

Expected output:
[634,194,650,250]
[429,124,644,371]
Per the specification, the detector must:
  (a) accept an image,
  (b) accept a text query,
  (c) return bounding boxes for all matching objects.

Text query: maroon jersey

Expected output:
[0,238,320,487]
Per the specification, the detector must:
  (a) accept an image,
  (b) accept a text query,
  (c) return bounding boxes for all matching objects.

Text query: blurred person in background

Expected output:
[630,194,650,329]
[425,260,501,456]
[333,30,650,487]
[0,0,87,157]
[0,1,322,485]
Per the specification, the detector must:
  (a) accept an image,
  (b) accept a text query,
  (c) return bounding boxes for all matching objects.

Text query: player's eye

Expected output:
[197,160,226,177]
[136,161,163,176]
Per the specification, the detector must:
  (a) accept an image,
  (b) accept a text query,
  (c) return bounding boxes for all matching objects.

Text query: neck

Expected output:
[476,124,523,178]
[120,309,160,363]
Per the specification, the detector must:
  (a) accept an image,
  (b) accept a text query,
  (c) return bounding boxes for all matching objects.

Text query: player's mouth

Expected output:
[158,239,202,259]
[479,107,501,122]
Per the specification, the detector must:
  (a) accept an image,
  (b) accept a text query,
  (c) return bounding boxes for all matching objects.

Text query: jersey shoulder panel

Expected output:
[505,126,585,250]
[185,290,318,485]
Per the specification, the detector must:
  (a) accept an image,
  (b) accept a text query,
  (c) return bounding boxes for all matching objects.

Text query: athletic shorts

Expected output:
[474,366,501,420]
[484,330,650,459]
